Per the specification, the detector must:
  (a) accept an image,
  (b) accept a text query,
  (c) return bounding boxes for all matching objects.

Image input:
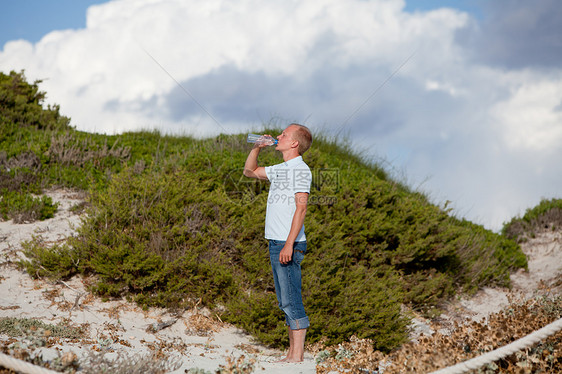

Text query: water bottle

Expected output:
[247,133,278,146]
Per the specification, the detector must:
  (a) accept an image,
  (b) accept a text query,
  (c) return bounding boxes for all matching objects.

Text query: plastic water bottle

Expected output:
[247,134,278,146]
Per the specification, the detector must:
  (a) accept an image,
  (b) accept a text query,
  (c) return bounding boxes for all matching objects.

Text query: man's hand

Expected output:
[254,134,274,148]
[279,243,293,264]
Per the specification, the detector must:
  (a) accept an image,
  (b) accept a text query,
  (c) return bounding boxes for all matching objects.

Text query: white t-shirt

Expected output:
[264,156,312,241]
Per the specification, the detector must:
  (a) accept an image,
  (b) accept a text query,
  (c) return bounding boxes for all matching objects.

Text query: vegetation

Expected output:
[0,70,130,222]
[1,70,529,352]
[0,317,85,340]
[0,317,180,374]
[503,198,562,241]
[315,294,562,373]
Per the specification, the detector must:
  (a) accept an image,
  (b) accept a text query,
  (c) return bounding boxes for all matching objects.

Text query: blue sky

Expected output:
[0,1,107,46]
[1,0,561,231]
[404,0,483,18]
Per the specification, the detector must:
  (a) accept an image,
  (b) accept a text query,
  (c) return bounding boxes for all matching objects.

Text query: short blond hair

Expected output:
[290,123,312,155]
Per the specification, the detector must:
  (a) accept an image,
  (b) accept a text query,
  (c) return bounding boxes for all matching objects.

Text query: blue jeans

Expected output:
[268,240,310,330]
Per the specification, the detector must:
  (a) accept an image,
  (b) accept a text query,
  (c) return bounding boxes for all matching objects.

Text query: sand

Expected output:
[1,189,560,373]
[453,229,562,322]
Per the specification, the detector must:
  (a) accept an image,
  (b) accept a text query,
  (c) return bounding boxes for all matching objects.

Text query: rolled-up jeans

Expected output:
[268,240,310,330]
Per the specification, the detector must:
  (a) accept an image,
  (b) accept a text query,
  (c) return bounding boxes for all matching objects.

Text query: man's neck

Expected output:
[282,150,300,162]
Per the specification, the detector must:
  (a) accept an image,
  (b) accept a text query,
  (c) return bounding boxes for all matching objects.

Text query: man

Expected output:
[243,123,313,363]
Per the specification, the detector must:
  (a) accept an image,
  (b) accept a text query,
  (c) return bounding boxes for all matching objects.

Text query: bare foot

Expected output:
[276,355,303,363]
[283,357,304,363]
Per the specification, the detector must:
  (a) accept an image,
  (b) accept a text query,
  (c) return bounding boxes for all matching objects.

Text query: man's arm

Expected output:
[243,146,268,180]
[279,192,309,264]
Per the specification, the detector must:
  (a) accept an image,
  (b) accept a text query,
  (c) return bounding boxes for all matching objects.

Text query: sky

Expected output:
[1,0,561,231]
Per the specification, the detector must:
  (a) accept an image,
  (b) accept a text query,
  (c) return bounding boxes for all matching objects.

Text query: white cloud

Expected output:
[425,79,465,97]
[491,77,562,151]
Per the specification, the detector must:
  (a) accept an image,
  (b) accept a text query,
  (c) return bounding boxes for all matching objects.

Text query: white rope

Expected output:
[429,317,562,374]
[1,320,560,374]
[0,352,60,374]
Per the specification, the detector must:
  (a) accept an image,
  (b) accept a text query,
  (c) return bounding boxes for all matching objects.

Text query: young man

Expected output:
[243,123,313,362]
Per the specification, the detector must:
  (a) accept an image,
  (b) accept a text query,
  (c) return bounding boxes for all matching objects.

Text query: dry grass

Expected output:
[185,313,223,337]
[315,294,562,373]
[47,133,131,167]
[78,349,181,374]
[218,355,256,373]
[0,151,41,171]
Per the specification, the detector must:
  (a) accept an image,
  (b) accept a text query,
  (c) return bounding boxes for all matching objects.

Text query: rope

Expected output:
[0,352,59,374]
[1,319,560,374]
[429,317,562,374]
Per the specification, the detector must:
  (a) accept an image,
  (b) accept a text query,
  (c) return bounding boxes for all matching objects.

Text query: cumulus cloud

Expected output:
[1,0,561,230]
[0,0,467,134]
[492,77,562,151]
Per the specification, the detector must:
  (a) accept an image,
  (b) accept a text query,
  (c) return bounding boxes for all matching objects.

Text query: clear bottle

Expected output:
[247,133,278,146]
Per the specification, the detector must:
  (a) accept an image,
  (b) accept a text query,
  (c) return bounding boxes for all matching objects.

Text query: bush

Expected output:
[0,70,72,132]
[21,238,78,279]
[0,191,58,223]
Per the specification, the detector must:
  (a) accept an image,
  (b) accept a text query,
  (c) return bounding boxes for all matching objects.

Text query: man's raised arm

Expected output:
[243,146,268,180]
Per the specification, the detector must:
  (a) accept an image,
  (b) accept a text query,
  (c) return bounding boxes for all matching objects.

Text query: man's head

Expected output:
[284,123,312,155]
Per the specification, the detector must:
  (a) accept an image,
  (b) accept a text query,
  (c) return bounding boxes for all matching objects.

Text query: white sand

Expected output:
[454,230,562,322]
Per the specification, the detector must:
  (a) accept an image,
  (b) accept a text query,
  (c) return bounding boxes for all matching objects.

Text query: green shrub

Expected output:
[0,191,58,223]
[20,238,79,280]
[0,70,72,132]
[59,165,244,309]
